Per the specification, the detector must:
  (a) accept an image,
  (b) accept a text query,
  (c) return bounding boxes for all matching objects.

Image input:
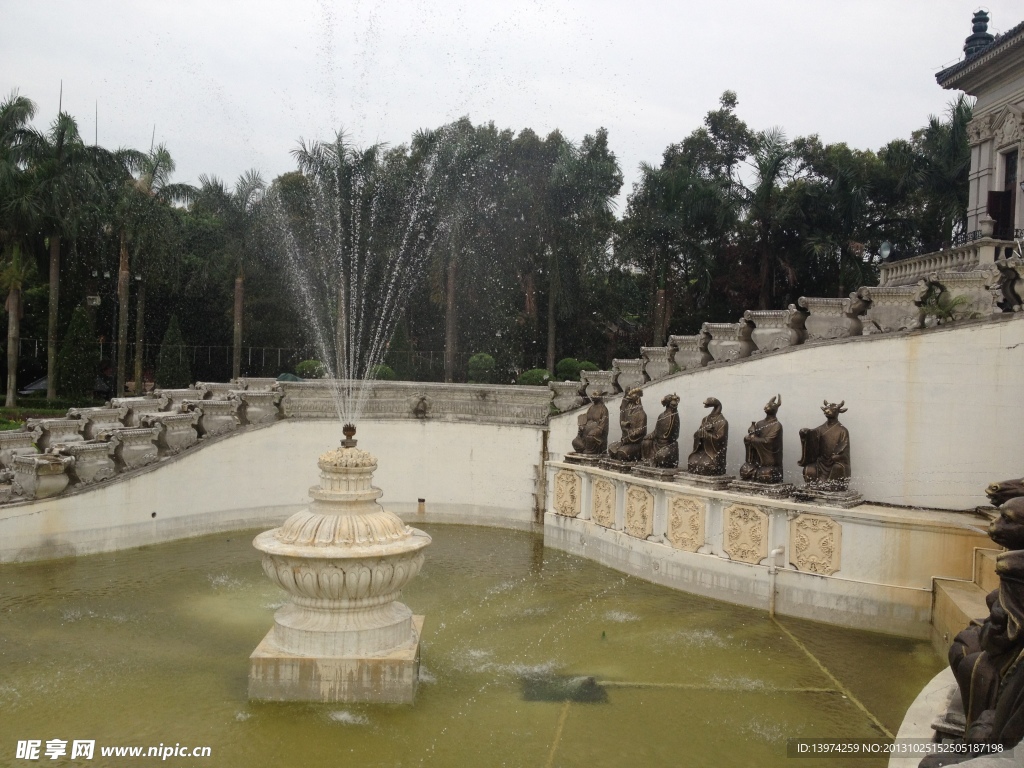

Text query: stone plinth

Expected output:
[563,452,603,466]
[249,616,423,704]
[631,465,678,481]
[11,454,73,499]
[792,485,864,508]
[153,388,200,411]
[250,428,430,703]
[675,471,735,490]
[728,479,795,499]
[106,427,160,470]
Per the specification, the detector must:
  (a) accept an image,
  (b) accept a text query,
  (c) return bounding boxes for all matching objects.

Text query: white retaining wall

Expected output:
[550,315,1024,510]
[0,419,545,563]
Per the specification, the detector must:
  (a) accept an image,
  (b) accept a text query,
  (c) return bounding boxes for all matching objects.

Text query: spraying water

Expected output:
[266,125,476,425]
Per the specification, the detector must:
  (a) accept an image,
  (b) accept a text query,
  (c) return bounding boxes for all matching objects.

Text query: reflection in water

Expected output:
[0,525,941,767]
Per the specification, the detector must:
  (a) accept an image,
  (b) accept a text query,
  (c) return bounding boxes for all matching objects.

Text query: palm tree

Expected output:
[113,144,193,395]
[0,246,35,406]
[0,90,39,406]
[196,170,265,381]
[744,128,793,310]
[21,111,109,399]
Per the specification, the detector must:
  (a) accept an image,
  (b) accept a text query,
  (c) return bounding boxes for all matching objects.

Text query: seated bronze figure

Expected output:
[571,393,609,455]
[641,394,680,468]
[739,394,783,484]
[687,397,728,475]
[607,388,646,462]
[798,400,852,491]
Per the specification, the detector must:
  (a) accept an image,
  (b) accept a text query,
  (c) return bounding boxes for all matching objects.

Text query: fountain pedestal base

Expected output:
[248,615,424,704]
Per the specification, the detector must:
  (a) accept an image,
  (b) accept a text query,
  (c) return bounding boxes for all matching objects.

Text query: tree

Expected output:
[744,128,794,309]
[56,304,95,400]
[21,111,109,399]
[155,314,191,388]
[0,90,38,406]
[114,144,194,396]
[195,170,265,380]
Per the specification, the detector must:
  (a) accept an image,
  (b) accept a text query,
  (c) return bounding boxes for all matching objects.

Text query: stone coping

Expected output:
[547,460,989,533]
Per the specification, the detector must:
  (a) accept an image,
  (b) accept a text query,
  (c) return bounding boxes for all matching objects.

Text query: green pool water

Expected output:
[0,525,941,767]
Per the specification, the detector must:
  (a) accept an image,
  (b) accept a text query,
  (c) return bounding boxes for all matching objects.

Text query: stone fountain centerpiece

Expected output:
[249,424,431,704]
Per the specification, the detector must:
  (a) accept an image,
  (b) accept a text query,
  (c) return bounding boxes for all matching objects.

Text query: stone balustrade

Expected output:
[580,370,616,397]
[67,405,129,440]
[702,320,755,362]
[798,294,869,341]
[743,306,807,353]
[667,333,711,371]
[612,359,647,392]
[278,380,553,425]
[878,237,1017,287]
[640,347,673,380]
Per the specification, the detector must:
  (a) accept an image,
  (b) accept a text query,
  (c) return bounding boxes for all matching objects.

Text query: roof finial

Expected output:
[964,10,994,58]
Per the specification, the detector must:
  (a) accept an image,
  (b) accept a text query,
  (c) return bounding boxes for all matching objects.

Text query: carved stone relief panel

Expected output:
[666,494,706,552]
[591,478,616,528]
[553,470,582,518]
[624,485,654,539]
[789,513,842,576]
[723,503,769,564]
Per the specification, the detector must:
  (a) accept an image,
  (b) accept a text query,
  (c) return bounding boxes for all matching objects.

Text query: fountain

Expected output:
[249,423,431,702]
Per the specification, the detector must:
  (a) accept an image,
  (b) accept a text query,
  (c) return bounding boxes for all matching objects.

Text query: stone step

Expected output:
[974,548,1000,595]
[932,578,990,658]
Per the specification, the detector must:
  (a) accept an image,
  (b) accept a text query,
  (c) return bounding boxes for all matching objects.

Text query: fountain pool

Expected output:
[0,524,940,767]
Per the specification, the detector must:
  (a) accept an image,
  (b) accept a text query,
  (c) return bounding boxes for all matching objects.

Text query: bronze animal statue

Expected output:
[608,388,646,462]
[687,397,728,475]
[798,400,852,491]
[641,393,680,468]
[739,394,783,484]
[571,393,609,455]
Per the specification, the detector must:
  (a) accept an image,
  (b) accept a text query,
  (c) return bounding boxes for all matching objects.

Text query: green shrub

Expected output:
[556,358,598,381]
[555,357,581,381]
[467,352,496,383]
[296,359,327,379]
[371,363,396,380]
[516,368,550,386]
[56,305,97,399]
[155,315,193,389]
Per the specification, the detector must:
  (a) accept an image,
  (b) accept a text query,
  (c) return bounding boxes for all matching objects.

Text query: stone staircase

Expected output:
[931,548,1001,657]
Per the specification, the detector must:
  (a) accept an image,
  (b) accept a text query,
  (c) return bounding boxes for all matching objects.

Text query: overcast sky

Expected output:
[1,1,1019,210]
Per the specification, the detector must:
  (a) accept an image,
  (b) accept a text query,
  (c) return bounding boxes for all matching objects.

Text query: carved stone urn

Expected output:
[249,424,431,703]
